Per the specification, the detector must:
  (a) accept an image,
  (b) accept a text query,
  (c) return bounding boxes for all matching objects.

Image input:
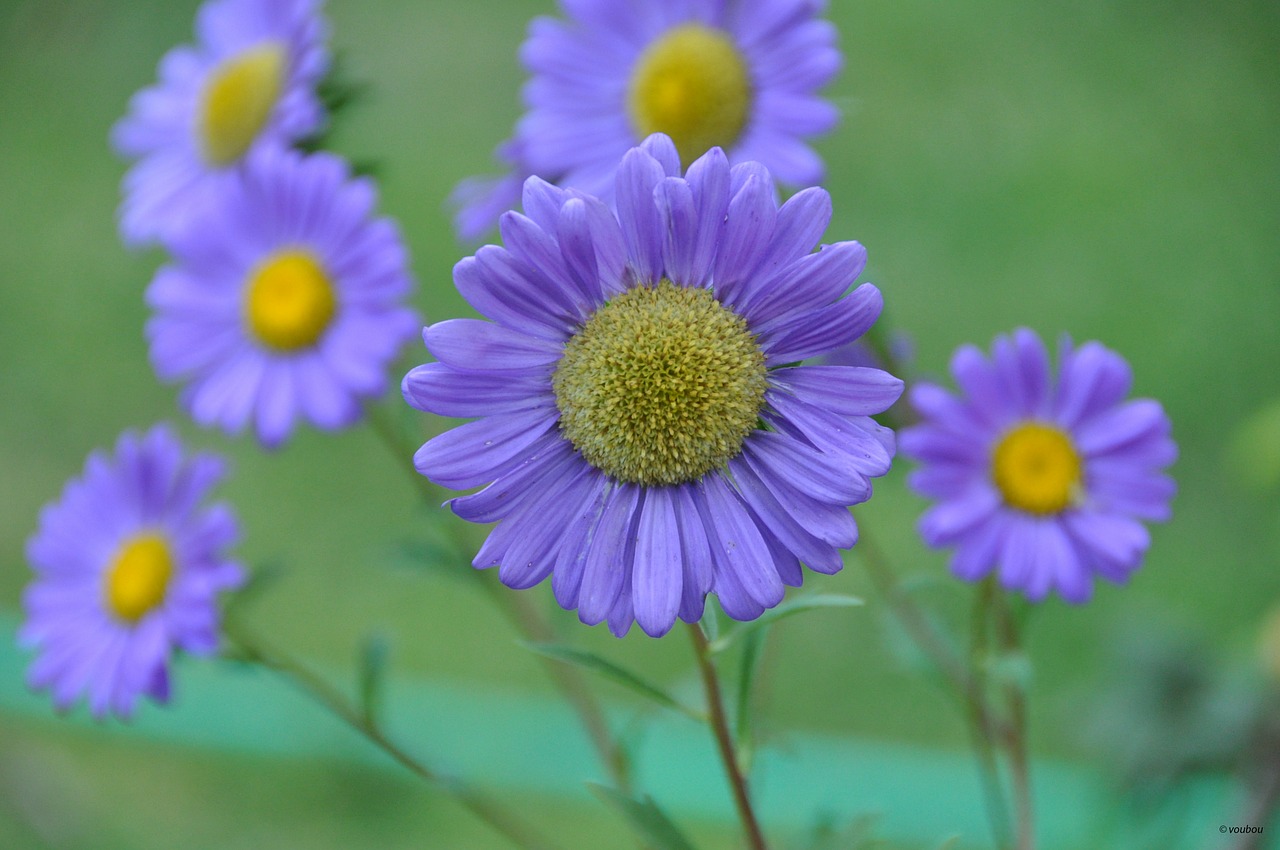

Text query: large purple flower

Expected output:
[407,134,902,638]
[900,329,1177,603]
[453,0,841,240]
[146,146,419,448]
[111,0,329,247]
[21,425,244,720]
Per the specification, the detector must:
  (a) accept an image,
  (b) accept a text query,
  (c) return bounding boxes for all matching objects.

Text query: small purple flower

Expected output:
[407,134,902,638]
[112,0,329,247]
[900,329,1177,603]
[21,425,244,720]
[453,0,841,240]
[146,146,418,448]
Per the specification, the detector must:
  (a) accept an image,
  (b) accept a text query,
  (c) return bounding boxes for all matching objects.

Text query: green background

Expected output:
[1,0,1278,847]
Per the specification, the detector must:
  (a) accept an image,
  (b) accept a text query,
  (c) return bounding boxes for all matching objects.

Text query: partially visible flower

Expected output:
[900,329,1176,603]
[112,0,329,247]
[21,425,244,720]
[407,134,902,637]
[147,146,418,448]
[453,0,841,240]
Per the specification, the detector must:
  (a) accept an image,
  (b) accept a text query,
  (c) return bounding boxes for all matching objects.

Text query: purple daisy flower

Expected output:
[146,146,419,448]
[453,0,841,240]
[111,0,329,247]
[406,134,902,638]
[900,329,1177,603]
[21,425,244,720]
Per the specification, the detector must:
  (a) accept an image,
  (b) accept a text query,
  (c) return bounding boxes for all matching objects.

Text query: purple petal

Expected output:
[632,488,683,637]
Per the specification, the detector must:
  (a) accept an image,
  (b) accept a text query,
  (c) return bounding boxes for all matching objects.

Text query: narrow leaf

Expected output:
[520,642,704,721]
[709,594,863,654]
[734,625,769,773]
[588,784,701,850]
[358,632,391,725]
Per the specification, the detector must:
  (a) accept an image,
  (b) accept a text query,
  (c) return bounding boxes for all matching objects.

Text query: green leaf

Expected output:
[520,642,704,722]
[223,558,288,617]
[588,784,701,850]
[734,625,769,773]
[699,603,720,644]
[358,632,391,725]
[1228,399,1280,491]
[384,535,480,584]
[709,594,863,654]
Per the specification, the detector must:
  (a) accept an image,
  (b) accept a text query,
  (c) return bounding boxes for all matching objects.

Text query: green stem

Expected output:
[224,618,562,850]
[687,623,769,850]
[367,402,632,793]
[970,578,1013,850]
[993,592,1035,850]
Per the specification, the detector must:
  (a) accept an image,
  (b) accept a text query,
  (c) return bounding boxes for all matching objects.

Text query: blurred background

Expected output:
[1,0,1278,847]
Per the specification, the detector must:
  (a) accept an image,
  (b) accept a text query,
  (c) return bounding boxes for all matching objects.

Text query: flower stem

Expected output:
[993,592,1035,850]
[687,622,769,850]
[970,578,1013,849]
[367,402,632,793]
[224,618,563,850]
[856,530,1014,743]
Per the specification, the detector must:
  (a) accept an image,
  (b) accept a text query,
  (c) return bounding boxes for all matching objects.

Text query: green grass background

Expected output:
[1,0,1278,847]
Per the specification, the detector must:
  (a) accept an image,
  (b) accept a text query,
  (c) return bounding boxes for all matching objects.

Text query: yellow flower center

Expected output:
[199,43,287,166]
[991,422,1083,515]
[553,281,767,486]
[245,249,337,351]
[104,533,174,623]
[627,23,752,166]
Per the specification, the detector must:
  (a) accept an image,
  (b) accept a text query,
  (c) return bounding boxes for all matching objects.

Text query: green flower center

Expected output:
[104,533,174,623]
[991,422,1082,515]
[553,281,767,486]
[244,249,337,351]
[626,23,752,166]
[199,43,287,166]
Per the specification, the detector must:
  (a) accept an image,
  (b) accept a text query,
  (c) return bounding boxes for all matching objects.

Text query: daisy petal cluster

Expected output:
[900,328,1176,603]
[22,425,244,720]
[146,146,419,448]
[112,0,329,247]
[407,134,902,638]
[454,0,841,239]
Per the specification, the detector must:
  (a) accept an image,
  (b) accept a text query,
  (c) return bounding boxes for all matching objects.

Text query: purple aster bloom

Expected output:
[146,146,419,448]
[900,329,1177,603]
[111,0,329,247]
[406,134,902,638]
[453,0,841,240]
[21,425,244,720]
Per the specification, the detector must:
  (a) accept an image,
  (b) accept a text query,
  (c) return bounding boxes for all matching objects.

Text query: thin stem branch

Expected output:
[687,623,769,850]
[993,593,1035,850]
[224,618,562,850]
[857,530,1013,743]
[970,578,1013,850]
[368,403,631,792]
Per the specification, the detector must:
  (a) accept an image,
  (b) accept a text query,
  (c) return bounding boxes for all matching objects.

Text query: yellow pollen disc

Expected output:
[200,43,287,166]
[991,422,1083,515]
[627,23,752,165]
[105,533,174,624]
[553,281,767,486]
[245,249,337,351]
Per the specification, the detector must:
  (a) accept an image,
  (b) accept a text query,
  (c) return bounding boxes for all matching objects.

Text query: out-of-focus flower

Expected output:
[901,328,1176,602]
[453,0,841,239]
[112,0,329,247]
[407,134,901,637]
[21,425,244,720]
[146,147,418,448]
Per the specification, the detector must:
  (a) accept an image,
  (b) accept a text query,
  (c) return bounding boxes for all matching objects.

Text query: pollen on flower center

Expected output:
[992,422,1082,515]
[245,249,336,351]
[627,24,751,166]
[105,533,174,623]
[200,43,287,166]
[553,281,767,486]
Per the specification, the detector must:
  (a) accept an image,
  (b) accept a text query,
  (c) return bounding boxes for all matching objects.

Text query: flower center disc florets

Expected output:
[992,422,1082,515]
[200,42,287,166]
[627,23,751,166]
[105,532,174,623]
[245,249,337,351]
[553,280,767,486]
